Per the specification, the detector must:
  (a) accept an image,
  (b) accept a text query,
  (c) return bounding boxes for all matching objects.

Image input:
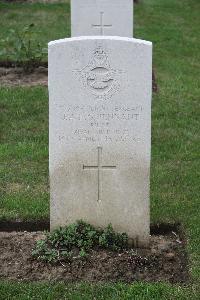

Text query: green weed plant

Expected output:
[32,220,128,263]
[0,23,47,73]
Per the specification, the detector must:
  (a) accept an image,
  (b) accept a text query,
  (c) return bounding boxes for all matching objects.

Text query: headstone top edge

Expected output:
[48,36,152,48]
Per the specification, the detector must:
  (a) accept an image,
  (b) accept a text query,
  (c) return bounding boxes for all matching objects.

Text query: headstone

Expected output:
[71,0,133,37]
[49,36,152,246]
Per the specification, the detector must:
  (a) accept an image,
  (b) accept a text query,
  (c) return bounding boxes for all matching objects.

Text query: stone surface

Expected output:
[49,36,152,246]
[71,0,133,37]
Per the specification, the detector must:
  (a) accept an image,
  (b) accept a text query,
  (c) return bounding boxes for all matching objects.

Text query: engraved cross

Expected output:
[92,12,112,35]
[83,147,116,202]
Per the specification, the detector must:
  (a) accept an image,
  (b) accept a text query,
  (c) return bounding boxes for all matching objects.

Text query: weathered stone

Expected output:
[49,36,152,246]
[71,0,133,37]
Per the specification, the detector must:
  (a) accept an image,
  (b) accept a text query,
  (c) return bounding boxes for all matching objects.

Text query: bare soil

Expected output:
[0,230,188,283]
[0,67,48,87]
[0,67,158,92]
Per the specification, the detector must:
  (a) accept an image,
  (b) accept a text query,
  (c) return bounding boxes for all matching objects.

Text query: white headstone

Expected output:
[71,0,133,37]
[49,36,152,246]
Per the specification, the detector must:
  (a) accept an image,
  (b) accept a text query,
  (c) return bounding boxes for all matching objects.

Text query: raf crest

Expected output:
[76,46,121,99]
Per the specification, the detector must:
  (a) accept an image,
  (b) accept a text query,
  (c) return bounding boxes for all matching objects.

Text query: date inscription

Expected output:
[56,104,143,143]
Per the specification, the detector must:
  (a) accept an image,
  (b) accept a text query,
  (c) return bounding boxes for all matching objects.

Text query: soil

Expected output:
[0,66,158,92]
[0,230,188,283]
[0,67,48,87]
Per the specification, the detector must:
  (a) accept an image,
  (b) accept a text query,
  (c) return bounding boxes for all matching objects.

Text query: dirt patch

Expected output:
[0,67,48,87]
[0,219,180,234]
[0,66,158,92]
[152,69,158,93]
[0,230,188,283]
[0,219,50,232]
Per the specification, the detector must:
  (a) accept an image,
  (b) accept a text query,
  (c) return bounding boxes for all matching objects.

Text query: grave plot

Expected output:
[0,223,188,283]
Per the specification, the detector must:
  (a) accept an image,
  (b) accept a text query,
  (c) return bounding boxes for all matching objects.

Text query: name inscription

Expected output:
[56,104,143,144]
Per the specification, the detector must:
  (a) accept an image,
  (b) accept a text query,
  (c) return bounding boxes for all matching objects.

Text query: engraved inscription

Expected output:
[56,104,143,144]
[92,12,112,35]
[76,46,121,99]
[83,147,116,202]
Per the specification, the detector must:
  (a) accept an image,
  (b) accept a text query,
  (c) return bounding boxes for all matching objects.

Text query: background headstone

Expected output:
[49,36,152,246]
[71,0,134,37]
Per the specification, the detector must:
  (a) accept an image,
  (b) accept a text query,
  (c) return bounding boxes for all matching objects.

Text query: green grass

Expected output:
[0,282,199,300]
[0,87,49,220]
[0,1,71,57]
[0,0,200,298]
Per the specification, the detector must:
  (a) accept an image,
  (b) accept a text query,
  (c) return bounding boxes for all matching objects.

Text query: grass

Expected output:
[0,0,200,298]
[0,1,71,59]
[0,282,199,300]
[0,87,49,220]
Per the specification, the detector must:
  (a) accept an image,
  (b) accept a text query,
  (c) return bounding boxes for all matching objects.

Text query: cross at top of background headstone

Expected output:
[92,12,112,36]
[71,0,134,37]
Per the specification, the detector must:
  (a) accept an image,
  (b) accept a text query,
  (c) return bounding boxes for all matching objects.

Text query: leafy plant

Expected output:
[0,23,47,73]
[32,220,128,263]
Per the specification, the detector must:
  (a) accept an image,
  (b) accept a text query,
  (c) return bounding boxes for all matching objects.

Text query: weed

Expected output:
[32,220,128,263]
[0,24,47,73]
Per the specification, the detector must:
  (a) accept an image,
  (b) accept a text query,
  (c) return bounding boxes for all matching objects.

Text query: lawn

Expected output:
[0,1,71,50]
[0,0,200,299]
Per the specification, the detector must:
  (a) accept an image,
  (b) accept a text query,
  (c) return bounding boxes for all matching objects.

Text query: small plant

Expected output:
[32,220,128,263]
[0,23,47,73]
